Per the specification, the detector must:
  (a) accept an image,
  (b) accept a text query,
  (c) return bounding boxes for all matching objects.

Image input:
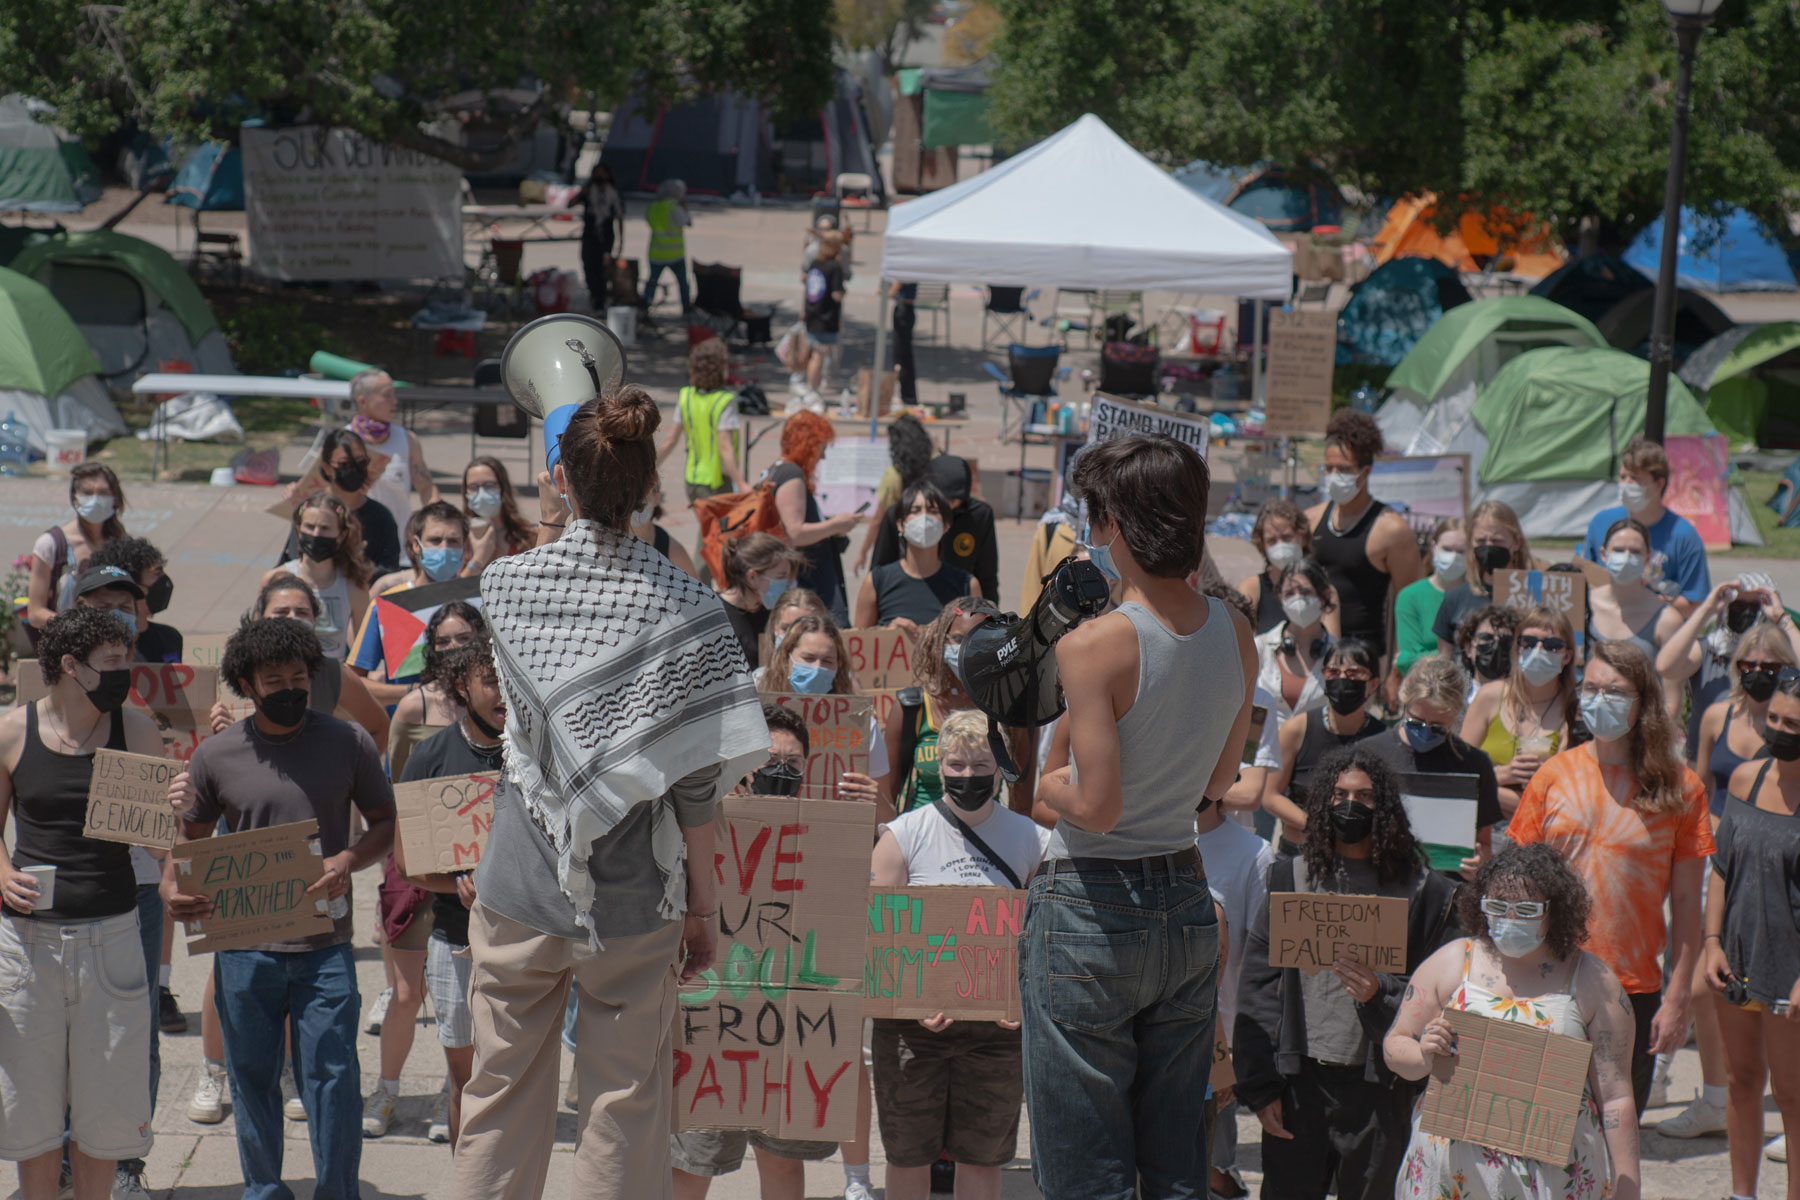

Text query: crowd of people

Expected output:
[3,372,1797,1200]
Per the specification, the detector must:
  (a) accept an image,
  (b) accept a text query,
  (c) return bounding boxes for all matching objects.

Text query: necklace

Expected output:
[457,718,503,758]
[42,702,105,754]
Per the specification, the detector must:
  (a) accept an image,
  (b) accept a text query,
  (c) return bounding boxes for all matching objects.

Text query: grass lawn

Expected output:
[89,396,320,482]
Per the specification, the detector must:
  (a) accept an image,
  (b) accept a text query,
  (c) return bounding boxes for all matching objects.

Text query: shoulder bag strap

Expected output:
[930,799,1023,889]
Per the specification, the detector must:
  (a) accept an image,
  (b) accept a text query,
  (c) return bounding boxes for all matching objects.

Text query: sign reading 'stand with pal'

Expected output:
[1086,393,1210,460]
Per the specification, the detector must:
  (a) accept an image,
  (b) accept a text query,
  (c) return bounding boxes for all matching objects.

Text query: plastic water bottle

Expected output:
[328,894,349,920]
[0,411,27,476]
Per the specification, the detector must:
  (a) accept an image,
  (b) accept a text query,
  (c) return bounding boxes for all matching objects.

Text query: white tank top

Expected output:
[279,559,351,660]
[884,803,1050,886]
[359,422,413,533]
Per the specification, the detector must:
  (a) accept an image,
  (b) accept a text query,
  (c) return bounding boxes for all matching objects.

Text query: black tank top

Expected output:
[6,701,132,921]
[653,524,672,559]
[1312,499,1392,659]
[1291,708,1387,801]
[1253,569,1285,635]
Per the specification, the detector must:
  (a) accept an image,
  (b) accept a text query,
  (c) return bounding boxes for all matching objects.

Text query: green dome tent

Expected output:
[0,266,125,453]
[0,94,99,213]
[1678,323,1800,450]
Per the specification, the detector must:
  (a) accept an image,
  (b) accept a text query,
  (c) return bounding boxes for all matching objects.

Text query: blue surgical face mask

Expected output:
[1489,916,1546,959]
[420,546,464,582]
[760,575,792,608]
[788,662,835,694]
[1403,718,1446,752]
[107,607,138,637]
[1084,524,1122,582]
[1579,691,1634,742]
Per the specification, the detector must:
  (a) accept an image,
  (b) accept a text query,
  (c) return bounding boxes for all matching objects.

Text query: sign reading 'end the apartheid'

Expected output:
[864,885,1026,1022]
[171,820,333,952]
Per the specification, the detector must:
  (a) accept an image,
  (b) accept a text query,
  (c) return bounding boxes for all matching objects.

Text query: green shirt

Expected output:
[1393,576,1448,677]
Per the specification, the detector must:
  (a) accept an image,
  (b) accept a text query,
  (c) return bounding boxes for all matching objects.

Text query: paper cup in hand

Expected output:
[19,865,56,910]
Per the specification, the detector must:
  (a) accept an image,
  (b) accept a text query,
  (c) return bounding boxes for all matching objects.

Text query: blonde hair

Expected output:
[937,708,994,761]
[1428,516,1465,552]
[1466,500,1531,595]
[816,230,844,262]
[1400,655,1469,721]
[1727,621,1798,707]
[760,614,858,697]
[1587,640,1685,815]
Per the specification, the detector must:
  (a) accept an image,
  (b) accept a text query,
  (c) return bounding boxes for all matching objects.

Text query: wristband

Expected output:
[688,908,717,919]
[1704,933,1722,943]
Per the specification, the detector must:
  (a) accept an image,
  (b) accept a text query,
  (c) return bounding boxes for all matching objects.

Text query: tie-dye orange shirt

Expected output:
[1510,742,1715,994]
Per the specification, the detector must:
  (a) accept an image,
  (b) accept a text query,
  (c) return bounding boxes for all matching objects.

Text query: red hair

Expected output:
[780,411,835,482]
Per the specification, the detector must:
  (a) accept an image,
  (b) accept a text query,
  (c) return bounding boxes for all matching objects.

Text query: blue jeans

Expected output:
[642,258,690,311]
[1019,858,1220,1200]
[214,944,362,1200]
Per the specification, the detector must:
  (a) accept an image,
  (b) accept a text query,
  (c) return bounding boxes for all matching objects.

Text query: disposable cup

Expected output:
[18,864,55,910]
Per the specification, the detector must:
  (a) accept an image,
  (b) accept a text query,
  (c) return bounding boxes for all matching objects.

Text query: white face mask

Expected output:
[1579,691,1634,742]
[1619,481,1652,513]
[466,486,502,519]
[632,501,655,528]
[903,513,945,549]
[1283,594,1323,629]
[1323,471,1361,505]
[1432,548,1465,581]
[76,493,115,523]
[1518,646,1563,687]
[1266,540,1303,570]
[1603,550,1645,585]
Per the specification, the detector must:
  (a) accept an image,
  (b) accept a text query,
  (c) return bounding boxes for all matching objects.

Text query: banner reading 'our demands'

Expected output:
[242,127,463,281]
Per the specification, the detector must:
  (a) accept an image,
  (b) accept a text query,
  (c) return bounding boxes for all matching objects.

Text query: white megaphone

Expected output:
[498,313,628,471]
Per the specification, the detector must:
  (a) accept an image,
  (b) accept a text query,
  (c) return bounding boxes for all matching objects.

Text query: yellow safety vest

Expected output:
[647,198,686,263]
[679,386,738,488]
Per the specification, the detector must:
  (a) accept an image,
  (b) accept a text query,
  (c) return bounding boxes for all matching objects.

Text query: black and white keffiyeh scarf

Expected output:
[480,519,768,935]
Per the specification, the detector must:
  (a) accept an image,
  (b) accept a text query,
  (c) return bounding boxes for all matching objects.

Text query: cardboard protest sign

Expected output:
[673,988,865,1139]
[1418,1008,1594,1165]
[764,693,874,797]
[18,662,219,762]
[1086,393,1210,460]
[1399,772,1481,873]
[864,886,1026,1022]
[393,773,498,873]
[1492,569,1587,644]
[1262,310,1338,436]
[841,627,917,693]
[1212,1023,1234,1091]
[1268,892,1410,974]
[85,749,181,849]
[171,820,333,952]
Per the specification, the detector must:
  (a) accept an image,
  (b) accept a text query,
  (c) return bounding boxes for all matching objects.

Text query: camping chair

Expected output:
[692,261,745,339]
[983,343,1068,484]
[833,173,878,231]
[981,287,1039,353]
[913,283,950,345]
[1088,291,1144,345]
[469,357,532,465]
[1098,342,1161,399]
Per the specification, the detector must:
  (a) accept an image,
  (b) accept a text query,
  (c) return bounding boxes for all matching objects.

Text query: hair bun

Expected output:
[595,385,660,444]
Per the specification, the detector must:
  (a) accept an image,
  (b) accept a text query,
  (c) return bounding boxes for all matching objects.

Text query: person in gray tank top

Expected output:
[1022,434,1257,1200]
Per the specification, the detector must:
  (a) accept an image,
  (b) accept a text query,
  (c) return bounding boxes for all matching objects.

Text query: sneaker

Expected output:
[364,986,393,1035]
[111,1165,151,1200]
[427,1086,451,1144]
[362,1087,397,1138]
[158,987,187,1034]
[1769,1134,1788,1162]
[1645,1061,1671,1110]
[564,1070,579,1111]
[844,1183,876,1200]
[1655,1093,1728,1138]
[282,1068,307,1122]
[188,1063,227,1124]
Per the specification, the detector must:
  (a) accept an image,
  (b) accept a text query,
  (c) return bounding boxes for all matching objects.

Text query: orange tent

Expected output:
[1372,195,1566,279]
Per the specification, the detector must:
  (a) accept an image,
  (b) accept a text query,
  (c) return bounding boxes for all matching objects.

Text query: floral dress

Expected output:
[1397,941,1613,1200]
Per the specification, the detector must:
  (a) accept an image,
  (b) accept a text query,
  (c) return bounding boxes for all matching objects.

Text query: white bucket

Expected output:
[605,305,638,348]
[45,428,86,472]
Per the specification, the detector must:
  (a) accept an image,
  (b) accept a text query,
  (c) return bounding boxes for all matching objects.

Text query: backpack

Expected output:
[736,383,770,416]
[694,477,785,584]
[24,526,71,651]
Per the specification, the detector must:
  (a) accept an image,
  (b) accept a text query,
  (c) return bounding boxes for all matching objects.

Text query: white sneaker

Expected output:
[111,1165,151,1200]
[1769,1134,1788,1162]
[428,1085,451,1143]
[1645,1060,1671,1110]
[281,1068,307,1122]
[364,986,393,1035]
[843,1183,876,1200]
[188,1063,227,1124]
[1655,1093,1728,1138]
[362,1087,397,1138]
[564,1070,579,1111]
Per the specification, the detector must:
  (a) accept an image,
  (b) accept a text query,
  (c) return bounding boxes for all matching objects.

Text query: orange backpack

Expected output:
[694,481,784,583]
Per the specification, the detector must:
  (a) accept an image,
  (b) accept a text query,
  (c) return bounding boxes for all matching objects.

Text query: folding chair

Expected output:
[1098,341,1161,399]
[913,283,950,345]
[692,261,745,339]
[983,343,1067,484]
[981,287,1039,353]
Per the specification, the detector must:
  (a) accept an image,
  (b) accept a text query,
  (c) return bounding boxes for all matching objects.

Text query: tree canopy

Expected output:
[0,0,838,170]
[988,0,1800,238]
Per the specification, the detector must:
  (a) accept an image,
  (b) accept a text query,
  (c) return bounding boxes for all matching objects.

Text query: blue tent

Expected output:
[1624,207,1797,293]
[1171,161,1342,233]
[164,142,243,211]
[1529,254,1652,324]
[1337,257,1473,366]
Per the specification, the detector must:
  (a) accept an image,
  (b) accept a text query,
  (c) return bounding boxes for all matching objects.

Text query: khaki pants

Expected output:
[453,903,683,1200]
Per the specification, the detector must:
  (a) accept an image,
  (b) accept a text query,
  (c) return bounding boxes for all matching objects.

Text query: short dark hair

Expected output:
[404,501,472,571]
[222,617,325,699]
[1455,604,1522,654]
[317,428,368,473]
[762,702,810,757]
[439,636,497,709]
[88,536,166,584]
[1324,409,1384,468]
[1323,637,1377,676]
[420,601,488,686]
[1458,842,1592,961]
[1275,557,1337,614]
[1072,434,1209,578]
[38,607,133,685]
[895,480,951,527]
[256,573,322,621]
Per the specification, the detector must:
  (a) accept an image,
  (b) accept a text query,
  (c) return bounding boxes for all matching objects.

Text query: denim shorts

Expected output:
[805,330,838,347]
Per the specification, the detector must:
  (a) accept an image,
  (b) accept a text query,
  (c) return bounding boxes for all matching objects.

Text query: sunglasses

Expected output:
[1518,635,1567,653]
[1479,898,1547,919]
[1405,717,1450,737]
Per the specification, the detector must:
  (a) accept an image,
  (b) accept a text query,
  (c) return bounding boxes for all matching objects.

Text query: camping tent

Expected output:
[1375,296,1606,450]
[897,66,994,150]
[0,266,126,453]
[165,142,244,211]
[880,114,1291,295]
[1529,254,1652,324]
[1594,286,1733,364]
[0,94,99,213]
[1680,323,1800,449]
[1372,195,1565,278]
[10,230,236,383]
[1171,162,1343,233]
[1336,258,1472,367]
[1623,207,1797,293]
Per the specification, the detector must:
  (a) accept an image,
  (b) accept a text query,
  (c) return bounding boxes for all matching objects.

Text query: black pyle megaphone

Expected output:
[498,313,627,471]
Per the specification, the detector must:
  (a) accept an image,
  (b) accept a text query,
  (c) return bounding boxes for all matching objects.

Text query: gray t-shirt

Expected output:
[1297,855,1387,1066]
[475,765,723,941]
[187,712,394,953]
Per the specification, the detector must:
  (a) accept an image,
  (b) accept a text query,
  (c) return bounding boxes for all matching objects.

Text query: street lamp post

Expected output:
[1644,0,1723,444]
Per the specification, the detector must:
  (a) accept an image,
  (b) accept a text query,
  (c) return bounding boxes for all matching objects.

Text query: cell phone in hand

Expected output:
[855,500,872,514]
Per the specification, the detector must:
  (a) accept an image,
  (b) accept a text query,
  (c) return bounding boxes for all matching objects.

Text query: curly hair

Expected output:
[1250,497,1310,558]
[760,613,858,697]
[1324,409,1383,469]
[912,595,1002,699]
[292,491,374,589]
[1458,842,1592,961]
[1303,744,1425,888]
[222,617,325,699]
[419,601,488,688]
[255,573,322,622]
[1454,604,1521,661]
[779,411,835,483]
[888,414,934,488]
[88,535,165,583]
[688,338,731,392]
[38,606,133,685]
[437,635,496,710]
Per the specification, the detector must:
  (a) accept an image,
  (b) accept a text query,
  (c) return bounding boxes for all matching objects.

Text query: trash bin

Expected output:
[606,305,638,348]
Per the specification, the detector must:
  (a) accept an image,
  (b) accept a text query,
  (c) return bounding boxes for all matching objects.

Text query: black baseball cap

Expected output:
[924,454,972,502]
[75,563,145,600]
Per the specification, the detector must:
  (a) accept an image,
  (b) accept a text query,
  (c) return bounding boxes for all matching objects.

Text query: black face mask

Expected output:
[1740,667,1779,703]
[750,762,805,797]
[255,687,309,729]
[467,707,504,740]
[297,532,338,563]
[146,574,174,615]
[79,665,132,714]
[1766,728,1800,762]
[332,460,369,492]
[1473,544,1512,575]
[1323,677,1367,717]
[1474,636,1513,679]
[1329,800,1375,845]
[943,773,997,811]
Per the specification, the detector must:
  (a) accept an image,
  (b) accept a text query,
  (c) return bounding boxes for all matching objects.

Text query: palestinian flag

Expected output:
[374,576,482,679]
